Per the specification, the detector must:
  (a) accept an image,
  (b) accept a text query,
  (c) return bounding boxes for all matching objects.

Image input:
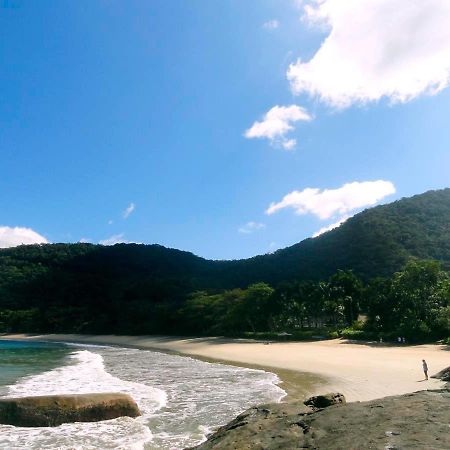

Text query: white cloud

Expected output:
[263,19,279,30]
[99,233,128,246]
[239,222,266,234]
[282,138,297,150]
[79,237,91,243]
[266,180,395,219]
[245,105,312,149]
[313,215,349,237]
[0,226,48,248]
[122,203,135,219]
[288,0,450,108]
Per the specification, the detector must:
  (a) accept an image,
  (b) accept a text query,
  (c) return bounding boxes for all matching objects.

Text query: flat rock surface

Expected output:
[190,388,450,449]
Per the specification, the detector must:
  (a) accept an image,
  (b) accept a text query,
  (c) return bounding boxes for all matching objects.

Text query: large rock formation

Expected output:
[432,366,450,382]
[190,389,450,449]
[0,392,141,427]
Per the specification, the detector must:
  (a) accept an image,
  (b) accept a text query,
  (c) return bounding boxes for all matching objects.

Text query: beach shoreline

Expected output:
[1,333,448,403]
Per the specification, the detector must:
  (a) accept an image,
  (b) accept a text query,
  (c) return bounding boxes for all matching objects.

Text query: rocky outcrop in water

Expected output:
[0,392,141,427]
[190,389,450,449]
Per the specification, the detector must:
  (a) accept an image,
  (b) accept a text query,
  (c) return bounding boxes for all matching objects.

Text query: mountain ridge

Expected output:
[1,187,450,334]
[1,188,450,292]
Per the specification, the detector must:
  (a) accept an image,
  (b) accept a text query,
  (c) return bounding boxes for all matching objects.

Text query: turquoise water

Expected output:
[0,340,71,395]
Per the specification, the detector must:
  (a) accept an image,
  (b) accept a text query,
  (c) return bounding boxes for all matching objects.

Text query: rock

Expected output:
[186,402,313,450]
[0,392,141,427]
[304,392,346,409]
[191,388,450,449]
[431,366,450,381]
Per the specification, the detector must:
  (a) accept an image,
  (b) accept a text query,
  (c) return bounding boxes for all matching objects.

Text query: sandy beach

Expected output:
[2,334,449,402]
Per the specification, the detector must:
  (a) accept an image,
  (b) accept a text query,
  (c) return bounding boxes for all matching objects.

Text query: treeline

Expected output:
[1,258,449,343]
[0,243,205,334]
[174,259,450,342]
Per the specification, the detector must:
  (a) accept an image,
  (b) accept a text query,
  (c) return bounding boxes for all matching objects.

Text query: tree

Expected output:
[364,277,392,332]
[237,283,274,332]
[328,270,363,325]
[388,260,450,339]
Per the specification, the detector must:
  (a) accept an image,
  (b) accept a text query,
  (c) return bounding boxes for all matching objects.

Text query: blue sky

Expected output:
[1,0,450,259]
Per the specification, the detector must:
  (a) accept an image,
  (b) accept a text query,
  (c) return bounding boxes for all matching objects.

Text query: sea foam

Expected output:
[1,344,286,450]
[1,350,166,449]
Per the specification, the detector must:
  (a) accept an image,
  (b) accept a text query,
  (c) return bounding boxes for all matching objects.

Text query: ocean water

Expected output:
[0,340,286,449]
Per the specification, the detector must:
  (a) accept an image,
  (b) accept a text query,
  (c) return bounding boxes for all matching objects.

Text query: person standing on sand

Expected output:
[422,359,428,380]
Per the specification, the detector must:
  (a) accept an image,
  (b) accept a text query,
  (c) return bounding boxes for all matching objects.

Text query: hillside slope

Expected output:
[1,188,450,332]
[229,187,450,285]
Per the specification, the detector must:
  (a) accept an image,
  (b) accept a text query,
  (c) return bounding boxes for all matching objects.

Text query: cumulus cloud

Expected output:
[263,19,279,30]
[0,226,48,248]
[245,105,312,149]
[122,203,135,219]
[312,215,349,238]
[288,0,450,108]
[238,222,266,234]
[99,233,128,246]
[266,180,395,219]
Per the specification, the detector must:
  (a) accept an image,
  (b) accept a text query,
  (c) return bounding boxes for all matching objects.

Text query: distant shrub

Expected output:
[340,328,377,340]
[351,320,365,331]
[378,331,399,342]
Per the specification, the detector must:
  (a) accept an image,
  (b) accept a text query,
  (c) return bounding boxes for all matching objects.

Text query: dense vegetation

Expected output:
[1,188,450,342]
[177,260,450,342]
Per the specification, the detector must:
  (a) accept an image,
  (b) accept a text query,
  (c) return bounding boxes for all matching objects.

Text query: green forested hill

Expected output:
[230,187,450,285]
[1,188,450,334]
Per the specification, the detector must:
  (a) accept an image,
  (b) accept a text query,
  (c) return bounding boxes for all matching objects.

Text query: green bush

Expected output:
[350,320,365,331]
[378,331,401,342]
[340,328,377,340]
